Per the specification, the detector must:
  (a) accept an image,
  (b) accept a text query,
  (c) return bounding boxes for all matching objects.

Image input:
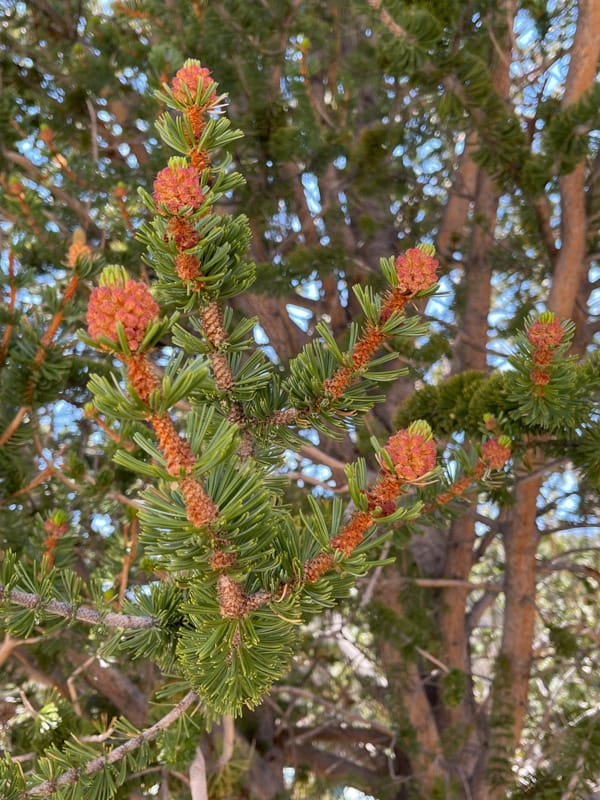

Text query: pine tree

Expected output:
[1,2,599,799]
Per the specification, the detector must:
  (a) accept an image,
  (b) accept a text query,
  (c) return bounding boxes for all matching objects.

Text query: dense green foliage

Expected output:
[1,2,599,799]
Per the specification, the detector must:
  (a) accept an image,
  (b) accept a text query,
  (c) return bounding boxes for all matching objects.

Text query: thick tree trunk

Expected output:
[483,6,600,797]
[439,0,516,781]
[436,131,479,262]
[484,472,541,799]
[451,166,499,375]
[548,1,600,319]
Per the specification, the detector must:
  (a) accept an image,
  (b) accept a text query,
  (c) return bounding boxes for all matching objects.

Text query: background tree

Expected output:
[1,1,600,799]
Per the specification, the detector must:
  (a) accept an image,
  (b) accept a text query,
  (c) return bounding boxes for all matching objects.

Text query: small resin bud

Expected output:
[175,253,203,286]
[8,178,24,197]
[67,227,92,268]
[39,125,54,145]
[43,509,69,537]
[87,266,159,352]
[153,160,205,215]
[189,149,211,173]
[382,420,437,483]
[395,244,439,295]
[167,218,201,250]
[217,574,248,618]
[210,550,237,571]
[483,414,497,431]
[526,313,564,350]
[482,436,511,470]
[43,510,69,565]
[171,59,217,107]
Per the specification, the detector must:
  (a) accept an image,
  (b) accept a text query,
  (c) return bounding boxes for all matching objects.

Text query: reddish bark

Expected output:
[452,169,498,374]
[548,1,600,318]
[436,131,479,261]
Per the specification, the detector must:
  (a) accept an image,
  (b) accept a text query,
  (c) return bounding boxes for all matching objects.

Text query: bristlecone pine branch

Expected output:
[1,55,576,800]
[43,57,522,720]
[77,59,517,720]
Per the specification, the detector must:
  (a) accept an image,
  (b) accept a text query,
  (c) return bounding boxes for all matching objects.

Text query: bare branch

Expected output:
[4,151,95,231]
[189,744,208,800]
[214,714,235,774]
[22,691,200,797]
[0,632,44,667]
[0,586,156,629]
[285,470,347,493]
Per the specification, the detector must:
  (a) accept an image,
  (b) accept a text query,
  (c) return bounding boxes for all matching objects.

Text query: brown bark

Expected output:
[438,513,487,783]
[373,570,443,795]
[547,1,600,318]
[67,650,149,727]
[434,5,518,795]
[452,165,500,374]
[550,161,589,319]
[436,132,479,261]
[483,9,600,795]
[440,513,477,675]
[453,0,515,364]
[486,472,541,799]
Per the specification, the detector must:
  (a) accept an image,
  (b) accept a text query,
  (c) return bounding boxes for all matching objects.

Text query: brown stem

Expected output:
[0,405,29,448]
[117,514,139,608]
[324,290,410,400]
[0,249,17,365]
[0,586,156,630]
[86,410,135,453]
[0,633,44,668]
[22,690,200,797]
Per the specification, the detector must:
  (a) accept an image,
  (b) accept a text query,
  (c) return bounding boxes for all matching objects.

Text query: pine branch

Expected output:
[0,586,156,630]
[21,691,200,798]
[0,230,93,448]
[4,150,96,229]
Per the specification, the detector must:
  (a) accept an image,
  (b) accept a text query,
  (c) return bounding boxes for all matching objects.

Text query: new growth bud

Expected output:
[66,228,93,268]
[394,246,439,295]
[86,267,159,352]
[482,437,511,470]
[172,60,218,108]
[383,420,437,483]
[527,314,564,351]
[525,312,565,392]
[153,161,206,215]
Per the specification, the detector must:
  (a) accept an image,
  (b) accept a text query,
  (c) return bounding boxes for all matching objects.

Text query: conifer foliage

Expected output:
[0,58,524,796]
[1,2,600,799]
